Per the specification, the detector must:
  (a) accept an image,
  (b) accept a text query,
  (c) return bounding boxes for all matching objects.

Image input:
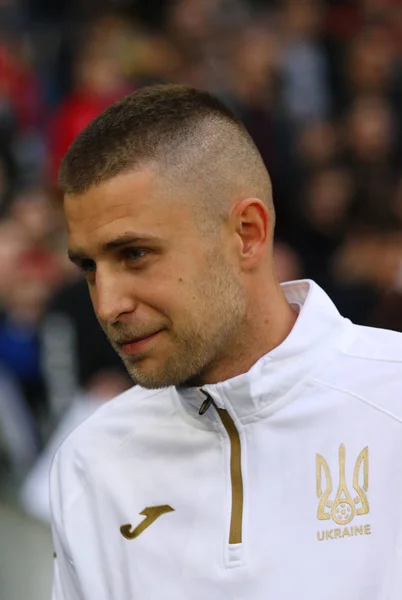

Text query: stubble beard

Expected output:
[110,257,247,389]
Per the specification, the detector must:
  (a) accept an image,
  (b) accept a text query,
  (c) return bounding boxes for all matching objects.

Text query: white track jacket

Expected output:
[50,280,402,600]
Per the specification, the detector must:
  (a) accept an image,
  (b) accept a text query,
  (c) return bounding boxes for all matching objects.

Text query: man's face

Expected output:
[65,168,246,388]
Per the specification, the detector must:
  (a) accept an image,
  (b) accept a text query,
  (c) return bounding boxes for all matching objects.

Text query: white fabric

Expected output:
[50,280,402,600]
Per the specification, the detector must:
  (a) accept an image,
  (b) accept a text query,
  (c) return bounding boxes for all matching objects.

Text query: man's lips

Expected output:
[117,331,163,355]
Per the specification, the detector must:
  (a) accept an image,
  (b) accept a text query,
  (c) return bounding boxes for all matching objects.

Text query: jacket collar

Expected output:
[177,280,352,422]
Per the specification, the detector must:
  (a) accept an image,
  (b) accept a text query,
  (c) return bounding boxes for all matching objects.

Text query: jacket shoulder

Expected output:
[56,385,175,459]
[50,386,175,510]
[312,324,402,422]
[343,324,402,363]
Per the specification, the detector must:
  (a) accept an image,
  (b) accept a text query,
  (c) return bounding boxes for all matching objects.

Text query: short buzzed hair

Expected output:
[59,84,275,232]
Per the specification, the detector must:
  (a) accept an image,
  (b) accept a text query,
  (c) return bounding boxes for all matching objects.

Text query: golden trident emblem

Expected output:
[316,444,369,525]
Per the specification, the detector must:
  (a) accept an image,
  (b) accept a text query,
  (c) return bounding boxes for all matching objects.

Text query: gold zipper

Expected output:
[199,393,243,544]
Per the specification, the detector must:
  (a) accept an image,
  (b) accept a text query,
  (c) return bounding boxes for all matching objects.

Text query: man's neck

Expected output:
[196,284,298,386]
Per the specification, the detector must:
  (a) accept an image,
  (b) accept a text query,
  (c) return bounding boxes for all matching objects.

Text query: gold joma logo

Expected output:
[120,505,174,540]
[316,444,370,541]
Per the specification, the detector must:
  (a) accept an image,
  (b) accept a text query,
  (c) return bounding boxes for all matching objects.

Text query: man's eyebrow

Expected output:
[101,232,163,251]
[67,233,163,263]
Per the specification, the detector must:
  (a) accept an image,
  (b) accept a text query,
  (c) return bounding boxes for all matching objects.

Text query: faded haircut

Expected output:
[59,84,275,233]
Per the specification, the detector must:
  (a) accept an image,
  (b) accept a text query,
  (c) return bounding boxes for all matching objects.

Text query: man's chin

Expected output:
[124,363,194,390]
[127,372,173,390]
[120,350,206,389]
[122,359,171,389]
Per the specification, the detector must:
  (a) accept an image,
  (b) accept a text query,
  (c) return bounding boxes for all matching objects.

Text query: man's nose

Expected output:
[93,271,137,324]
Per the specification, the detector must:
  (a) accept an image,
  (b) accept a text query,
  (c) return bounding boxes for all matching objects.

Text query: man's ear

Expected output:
[231,198,271,270]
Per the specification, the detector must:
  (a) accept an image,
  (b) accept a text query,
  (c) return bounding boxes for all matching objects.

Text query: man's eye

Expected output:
[124,248,148,261]
[80,259,96,273]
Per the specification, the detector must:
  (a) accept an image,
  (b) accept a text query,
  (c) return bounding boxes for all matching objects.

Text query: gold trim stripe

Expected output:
[216,407,243,544]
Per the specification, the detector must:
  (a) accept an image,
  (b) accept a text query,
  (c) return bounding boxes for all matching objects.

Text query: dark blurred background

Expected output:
[0,0,401,596]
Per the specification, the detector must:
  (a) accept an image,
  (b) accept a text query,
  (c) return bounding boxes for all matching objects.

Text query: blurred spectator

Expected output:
[346,25,395,99]
[0,37,46,185]
[0,245,55,427]
[343,95,399,225]
[0,41,42,132]
[47,41,133,186]
[10,187,63,248]
[291,165,355,289]
[333,227,402,290]
[0,219,29,306]
[225,23,281,170]
[295,120,340,171]
[279,0,331,126]
[0,189,64,438]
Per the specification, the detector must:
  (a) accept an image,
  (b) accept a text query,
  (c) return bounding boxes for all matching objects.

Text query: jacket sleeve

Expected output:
[50,451,84,600]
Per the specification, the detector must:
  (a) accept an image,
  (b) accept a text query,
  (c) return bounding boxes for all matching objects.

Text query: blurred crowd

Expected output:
[0,0,402,519]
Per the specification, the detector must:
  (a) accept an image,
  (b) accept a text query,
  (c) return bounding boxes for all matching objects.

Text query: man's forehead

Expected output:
[64,167,156,209]
[64,166,200,257]
[63,163,195,221]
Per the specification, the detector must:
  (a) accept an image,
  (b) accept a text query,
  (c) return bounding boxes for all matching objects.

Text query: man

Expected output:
[51,85,402,600]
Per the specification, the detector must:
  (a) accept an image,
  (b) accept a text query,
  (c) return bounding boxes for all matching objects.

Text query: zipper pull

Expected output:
[199,393,213,415]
